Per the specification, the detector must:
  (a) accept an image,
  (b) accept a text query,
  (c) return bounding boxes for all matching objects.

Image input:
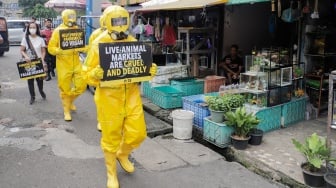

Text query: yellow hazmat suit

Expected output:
[48,9,87,121]
[88,5,115,45]
[84,6,157,188]
[88,16,105,45]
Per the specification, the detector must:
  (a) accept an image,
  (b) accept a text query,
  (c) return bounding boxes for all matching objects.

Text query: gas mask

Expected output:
[66,21,76,27]
[110,31,128,40]
[61,9,77,28]
[104,6,130,40]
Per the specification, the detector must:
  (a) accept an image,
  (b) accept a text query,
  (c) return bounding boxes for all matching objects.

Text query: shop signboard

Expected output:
[99,42,152,86]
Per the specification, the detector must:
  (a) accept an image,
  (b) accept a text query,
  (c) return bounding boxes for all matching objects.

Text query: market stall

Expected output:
[133,0,227,78]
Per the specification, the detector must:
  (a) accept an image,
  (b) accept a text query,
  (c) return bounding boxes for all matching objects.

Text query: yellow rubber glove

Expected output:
[82,65,98,87]
[75,46,88,53]
[149,63,157,77]
[90,66,104,80]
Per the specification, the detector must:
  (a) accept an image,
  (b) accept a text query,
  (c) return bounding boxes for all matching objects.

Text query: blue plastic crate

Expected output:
[151,86,184,109]
[170,79,204,96]
[255,105,282,133]
[282,97,307,127]
[203,117,234,148]
[141,81,152,100]
[182,93,219,129]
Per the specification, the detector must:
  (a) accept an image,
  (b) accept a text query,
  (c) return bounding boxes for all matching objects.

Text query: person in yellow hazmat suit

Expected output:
[48,9,87,121]
[83,5,157,188]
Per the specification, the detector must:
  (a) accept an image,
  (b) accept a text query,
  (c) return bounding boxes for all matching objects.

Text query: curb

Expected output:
[226,148,306,188]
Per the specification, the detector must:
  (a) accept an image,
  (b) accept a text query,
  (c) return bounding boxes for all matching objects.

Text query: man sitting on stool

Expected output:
[218,44,243,84]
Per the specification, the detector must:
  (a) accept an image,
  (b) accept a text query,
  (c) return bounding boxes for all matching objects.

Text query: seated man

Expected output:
[218,44,243,84]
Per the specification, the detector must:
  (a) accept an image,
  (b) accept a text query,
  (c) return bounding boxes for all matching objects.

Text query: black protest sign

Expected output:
[99,42,152,86]
[59,29,85,50]
[17,58,46,80]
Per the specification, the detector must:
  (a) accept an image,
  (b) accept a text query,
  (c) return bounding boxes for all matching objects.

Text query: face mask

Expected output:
[29,28,36,35]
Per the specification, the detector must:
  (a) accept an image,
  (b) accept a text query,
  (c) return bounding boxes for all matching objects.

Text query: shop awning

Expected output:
[226,0,270,5]
[138,0,227,11]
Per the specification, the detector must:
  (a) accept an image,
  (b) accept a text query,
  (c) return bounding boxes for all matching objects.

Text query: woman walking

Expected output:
[20,22,47,104]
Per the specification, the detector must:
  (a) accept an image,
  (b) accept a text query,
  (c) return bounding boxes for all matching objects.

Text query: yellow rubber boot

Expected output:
[97,123,102,132]
[70,104,77,111]
[70,96,77,111]
[62,96,72,121]
[116,142,135,173]
[104,152,119,188]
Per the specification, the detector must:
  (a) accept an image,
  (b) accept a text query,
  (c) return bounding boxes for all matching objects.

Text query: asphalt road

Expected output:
[0,46,286,188]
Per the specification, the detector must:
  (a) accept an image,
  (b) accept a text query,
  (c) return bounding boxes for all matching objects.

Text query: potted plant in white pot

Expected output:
[205,96,226,123]
[292,133,331,187]
[224,107,260,150]
[205,94,245,123]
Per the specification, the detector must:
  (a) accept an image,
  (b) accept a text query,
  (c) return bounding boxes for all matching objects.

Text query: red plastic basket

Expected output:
[204,75,226,93]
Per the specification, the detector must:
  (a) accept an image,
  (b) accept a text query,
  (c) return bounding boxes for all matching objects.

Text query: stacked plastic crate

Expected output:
[148,65,188,109]
[182,92,218,130]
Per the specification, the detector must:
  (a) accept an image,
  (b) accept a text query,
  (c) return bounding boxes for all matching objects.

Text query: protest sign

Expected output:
[59,29,85,50]
[99,42,152,86]
[17,58,46,80]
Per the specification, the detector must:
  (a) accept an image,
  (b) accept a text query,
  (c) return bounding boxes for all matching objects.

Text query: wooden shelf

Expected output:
[241,88,267,94]
[304,53,336,57]
[306,85,328,91]
[177,27,217,77]
[305,74,328,79]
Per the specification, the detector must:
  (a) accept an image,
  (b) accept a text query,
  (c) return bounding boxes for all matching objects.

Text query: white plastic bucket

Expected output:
[172,110,194,140]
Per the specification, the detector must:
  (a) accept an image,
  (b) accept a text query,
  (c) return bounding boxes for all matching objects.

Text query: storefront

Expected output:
[132,0,226,78]
[136,0,336,120]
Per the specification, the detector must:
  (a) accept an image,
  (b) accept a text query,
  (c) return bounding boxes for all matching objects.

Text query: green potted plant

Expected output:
[205,96,226,123]
[292,133,331,187]
[293,67,303,79]
[224,107,260,150]
[221,94,245,112]
[205,94,245,123]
